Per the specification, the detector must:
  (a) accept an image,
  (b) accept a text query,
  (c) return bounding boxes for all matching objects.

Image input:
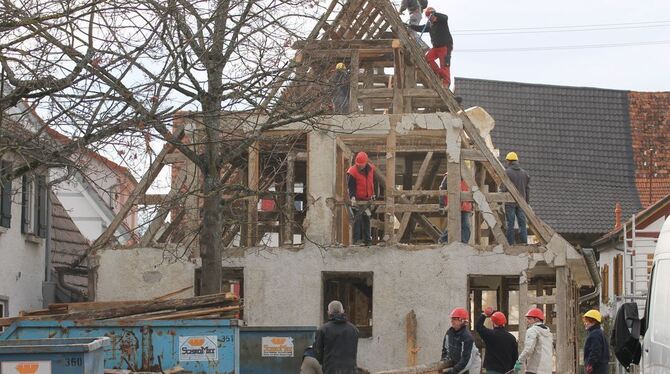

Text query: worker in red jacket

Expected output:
[347,152,377,245]
[438,173,472,243]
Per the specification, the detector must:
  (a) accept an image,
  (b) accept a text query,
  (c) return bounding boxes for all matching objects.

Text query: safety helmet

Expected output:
[450,307,469,320]
[355,152,369,167]
[424,7,435,17]
[583,309,602,323]
[491,311,507,326]
[336,62,346,70]
[505,151,519,161]
[525,307,545,321]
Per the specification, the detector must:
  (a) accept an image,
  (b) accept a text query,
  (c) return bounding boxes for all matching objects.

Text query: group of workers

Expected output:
[302,301,610,374]
[346,150,531,246]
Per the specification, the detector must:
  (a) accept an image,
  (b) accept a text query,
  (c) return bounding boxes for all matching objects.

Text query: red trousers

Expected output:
[425,46,451,86]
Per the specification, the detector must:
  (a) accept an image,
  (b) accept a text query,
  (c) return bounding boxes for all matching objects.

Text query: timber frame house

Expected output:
[89,0,597,371]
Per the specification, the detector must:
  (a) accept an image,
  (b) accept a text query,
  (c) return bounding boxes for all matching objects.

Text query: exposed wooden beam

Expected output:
[397,152,433,239]
[246,141,260,246]
[139,169,187,247]
[385,120,397,243]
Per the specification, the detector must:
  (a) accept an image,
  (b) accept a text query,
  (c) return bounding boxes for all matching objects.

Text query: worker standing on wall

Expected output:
[515,308,553,374]
[442,308,481,374]
[315,300,359,374]
[582,310,610,374]
[408,7,453,87]
[438,172,472,244]
[331,62,350,114]
[475,307,518,374]
[500,151,530,244]
[347,151,377,245]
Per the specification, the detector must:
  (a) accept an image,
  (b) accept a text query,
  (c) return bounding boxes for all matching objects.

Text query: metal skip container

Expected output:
[0,320,240,373]
[0,337,109,374]
[239,326,316,374]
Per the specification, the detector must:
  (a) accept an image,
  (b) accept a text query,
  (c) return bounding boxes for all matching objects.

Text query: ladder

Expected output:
[622,214,655,314]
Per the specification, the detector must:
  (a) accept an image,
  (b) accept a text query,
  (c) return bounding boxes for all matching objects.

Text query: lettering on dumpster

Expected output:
[178,335,218,362]
[1,361,52,374]
[261,337,294,357]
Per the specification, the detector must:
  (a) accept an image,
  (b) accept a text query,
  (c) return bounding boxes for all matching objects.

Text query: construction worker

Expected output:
[442,308,481,374]
[399,0,422,25]
[583,310,610,374]
[331,62,350,114]
[500,151,530,244]
[515,308,553,374]
[475,307,518,374]
[315,300,359,374]
[438,173,472,244]
[347,152,376,245]
[408,7,453,87]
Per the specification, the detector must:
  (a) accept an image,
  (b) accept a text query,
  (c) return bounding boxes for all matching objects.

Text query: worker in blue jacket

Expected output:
[583,310,610,374]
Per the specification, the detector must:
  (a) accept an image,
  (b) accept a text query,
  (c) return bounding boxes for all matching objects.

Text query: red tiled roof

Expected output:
[628,92,670,207]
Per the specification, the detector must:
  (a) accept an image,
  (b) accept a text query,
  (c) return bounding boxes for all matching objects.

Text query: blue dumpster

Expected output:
[0,320,240,373]
[239,326,317,374]
[0,337,109,374]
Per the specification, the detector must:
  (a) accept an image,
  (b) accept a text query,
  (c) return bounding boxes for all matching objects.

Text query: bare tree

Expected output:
[2,0,334,294]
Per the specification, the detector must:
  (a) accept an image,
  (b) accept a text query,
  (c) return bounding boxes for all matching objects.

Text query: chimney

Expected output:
[614,202,622,230]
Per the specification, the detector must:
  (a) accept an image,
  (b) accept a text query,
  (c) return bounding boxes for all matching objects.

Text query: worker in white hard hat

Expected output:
[583,310,610,374]
[500,151,530,244]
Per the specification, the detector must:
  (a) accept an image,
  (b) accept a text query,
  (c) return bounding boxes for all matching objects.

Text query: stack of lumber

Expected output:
[0,292,240,328]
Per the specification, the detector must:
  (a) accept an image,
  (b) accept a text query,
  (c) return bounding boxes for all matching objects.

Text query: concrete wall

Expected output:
[0,157,46,317]
[94,246,196,301]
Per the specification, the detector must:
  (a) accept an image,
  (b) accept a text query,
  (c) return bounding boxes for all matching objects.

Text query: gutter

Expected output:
[579,248,601,303]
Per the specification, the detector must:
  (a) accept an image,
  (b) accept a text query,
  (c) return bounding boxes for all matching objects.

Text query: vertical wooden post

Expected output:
[406,310,418,366]
[403,57,416,113]
[392,40,404,114]
[385,119,397,243]
[283,152,296,245]
[556,266,569,373]
[247,141,259,246]
[446,127,461,243]
[362,68,374,114]
[519,272,529,345]
[349,50,359,113]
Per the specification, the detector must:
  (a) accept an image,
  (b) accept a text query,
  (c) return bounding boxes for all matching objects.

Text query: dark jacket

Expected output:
[501,161,530,203]
[584,324,610,374]
[399,0,420,13]
[409,12,453,49]
[442,326,474,373]
[610,302,641,369]
[315,313,359,374]
[474,314,518,372]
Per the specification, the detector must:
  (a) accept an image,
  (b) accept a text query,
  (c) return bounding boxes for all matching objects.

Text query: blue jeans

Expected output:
[439,211,472,244]
[505,203,527,244]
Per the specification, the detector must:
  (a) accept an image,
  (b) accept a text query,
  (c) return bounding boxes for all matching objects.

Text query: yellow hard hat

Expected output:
[336,62,346,70]
[505,152,518,161]
[583,309,602,323]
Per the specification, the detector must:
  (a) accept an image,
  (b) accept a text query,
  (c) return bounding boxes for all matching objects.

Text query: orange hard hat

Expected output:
[355,152,369,167]
[491,311,507,326]
[450,307,469,320]
[525,307,545,321]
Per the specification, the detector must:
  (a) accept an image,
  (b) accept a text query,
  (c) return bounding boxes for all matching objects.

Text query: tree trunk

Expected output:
[200,173,224,295]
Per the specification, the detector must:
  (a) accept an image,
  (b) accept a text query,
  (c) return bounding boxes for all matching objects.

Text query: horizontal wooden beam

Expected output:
[358,88,440,99]
[394,191,514,203]
[461,148,488,161]
[528,295,557,305]
[293,39,395,50]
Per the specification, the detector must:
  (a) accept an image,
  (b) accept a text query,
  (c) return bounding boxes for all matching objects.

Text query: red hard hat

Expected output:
[355,152,369,167]
[491,312,507,326]
[450,308,469,320]
[424,7,435,17]
[525,307,545,321]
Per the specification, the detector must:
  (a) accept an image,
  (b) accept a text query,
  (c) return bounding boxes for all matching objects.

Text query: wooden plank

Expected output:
[392,45,404,114]
[528,295,556,305]
[349,49,360,113]
[461,148,487,161]
[306,0,341,40]
[519,273,529,346]
[397,152,433,239]
[446,130,461,243]
[247,141,260,246]
[157,208,185,243]
[139,169,187,246]
[362,68,375,113]
[92,140,176,249]
[405,310,418,367]
[385,120,397,242]
[460,163,509,247]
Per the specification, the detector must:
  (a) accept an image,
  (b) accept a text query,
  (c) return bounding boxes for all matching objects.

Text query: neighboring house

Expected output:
[0,122,51,317]
[47,128,138,244]
[592,194,670,317]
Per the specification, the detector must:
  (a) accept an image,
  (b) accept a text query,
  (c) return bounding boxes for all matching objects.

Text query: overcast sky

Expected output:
[409,0,670,92]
